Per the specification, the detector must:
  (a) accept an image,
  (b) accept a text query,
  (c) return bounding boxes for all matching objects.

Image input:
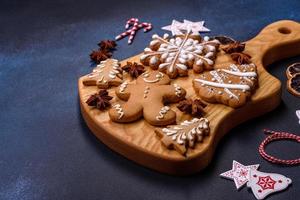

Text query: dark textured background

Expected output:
[0,0,299,199]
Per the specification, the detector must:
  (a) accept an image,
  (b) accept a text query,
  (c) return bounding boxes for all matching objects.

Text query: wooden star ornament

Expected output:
[220,160,260,190]
[181,19,210,35]
[161,20,184,36]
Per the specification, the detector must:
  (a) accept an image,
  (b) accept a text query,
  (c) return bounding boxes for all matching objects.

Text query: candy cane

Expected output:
[115,18,152,44]
[138,22,152,32]
[125,18,139,29]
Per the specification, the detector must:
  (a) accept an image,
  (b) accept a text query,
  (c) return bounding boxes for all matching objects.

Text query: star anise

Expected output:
[90,49,112,64]
[86,89,113,110]
[98,40,117,51]
[222,41,245,54]
[177,99,207,116]
[213,35,236,45]
[90,40,117,64]
[231,52,252,65]
[122,62,145,78]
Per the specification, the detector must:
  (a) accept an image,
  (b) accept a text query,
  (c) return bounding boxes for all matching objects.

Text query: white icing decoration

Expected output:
[86,59,122,84]
[113,104,124,119]
[142,71,150,77]
[156,106,170,120]
[162,118,209,146]
[119,81,128,93]
[143,72,164,83]
[195,63,258,101]
[228,64,256,85]
[173,84,182,97]
[150,56,158,65]
[143,86,150,98]
[210,71,239,99]
[195,78,251,90]
[221,69,257,77]
[203,36,210,41]
[140,32,219,76]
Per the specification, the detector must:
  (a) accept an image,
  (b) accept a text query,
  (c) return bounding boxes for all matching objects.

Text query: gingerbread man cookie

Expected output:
[140,33,220,78]
[82,59,123,89]
[193,63,258,108]
[109,71,186,126]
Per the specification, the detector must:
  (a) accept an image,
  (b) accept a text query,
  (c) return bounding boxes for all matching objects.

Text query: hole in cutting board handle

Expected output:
[278,27,291,34]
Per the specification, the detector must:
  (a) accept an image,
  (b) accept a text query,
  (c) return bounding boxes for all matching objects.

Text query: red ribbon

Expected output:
[259,129,300,165]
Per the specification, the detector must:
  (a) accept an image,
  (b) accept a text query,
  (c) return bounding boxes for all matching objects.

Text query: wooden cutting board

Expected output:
[78,20,300,175]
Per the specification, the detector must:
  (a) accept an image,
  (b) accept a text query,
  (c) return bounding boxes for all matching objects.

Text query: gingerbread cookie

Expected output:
[155,118,210,155]
[82,59,123,89]
[140,33,220,78]
[193,63,258,108]
[109,71,186,126]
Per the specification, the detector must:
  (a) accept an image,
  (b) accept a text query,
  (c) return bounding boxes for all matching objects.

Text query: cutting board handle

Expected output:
[247,20,300,66]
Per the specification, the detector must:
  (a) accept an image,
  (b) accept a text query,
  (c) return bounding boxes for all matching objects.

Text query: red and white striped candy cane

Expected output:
[115,18,152,44]
[138,22,152,32]
[125,18,139,29]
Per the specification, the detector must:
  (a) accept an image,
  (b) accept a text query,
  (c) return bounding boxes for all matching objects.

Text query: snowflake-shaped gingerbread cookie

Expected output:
[140,33,220,78]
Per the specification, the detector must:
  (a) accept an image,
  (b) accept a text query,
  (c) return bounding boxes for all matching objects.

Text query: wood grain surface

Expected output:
[78,20,300,175]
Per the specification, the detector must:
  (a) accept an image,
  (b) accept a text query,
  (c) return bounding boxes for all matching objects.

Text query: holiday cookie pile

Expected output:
[81,19,260,156]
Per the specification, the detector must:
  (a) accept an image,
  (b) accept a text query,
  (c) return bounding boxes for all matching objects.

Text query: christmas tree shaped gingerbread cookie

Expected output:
[82,59,123,89]
[155,118,210,155]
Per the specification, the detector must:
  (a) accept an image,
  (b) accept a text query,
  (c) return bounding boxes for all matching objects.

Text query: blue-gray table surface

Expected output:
[0,0,299,199]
